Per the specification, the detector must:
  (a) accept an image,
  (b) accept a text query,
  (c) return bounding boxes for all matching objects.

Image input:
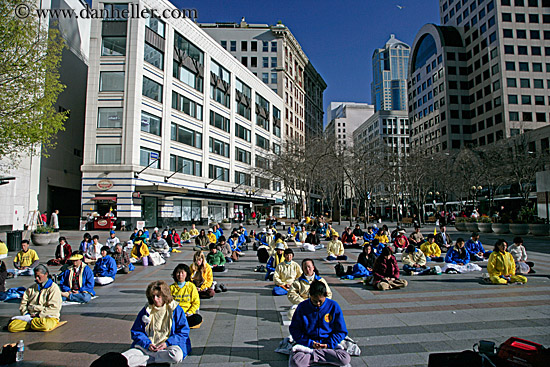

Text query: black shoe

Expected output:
[529,269,536,274]
[220,284,228,292]
[214,284,222,293]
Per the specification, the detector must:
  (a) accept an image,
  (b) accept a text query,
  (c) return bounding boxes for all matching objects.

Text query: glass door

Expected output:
[142,196,158,227]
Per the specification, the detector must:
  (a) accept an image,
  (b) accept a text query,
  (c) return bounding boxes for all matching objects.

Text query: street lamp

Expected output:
[471,185,483,210]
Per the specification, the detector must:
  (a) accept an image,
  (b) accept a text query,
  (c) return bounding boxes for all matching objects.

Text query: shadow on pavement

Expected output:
[28,341,128,355]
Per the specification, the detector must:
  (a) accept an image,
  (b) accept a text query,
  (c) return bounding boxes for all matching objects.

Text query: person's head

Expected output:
[209,243,217,252]
[183,228,188,233]
[456,238,465,248]
[191,224,196,229]
[406,244,416,253]
[440,225,446,232]
[513,236,524,246]
[92,235,100,243]
[59,236,67,245]
[137,229,143,237]
[362,243,372,254]
[199,229,206,236]
[309,280,328,307]
[146,280,173,307]
[398,229,406,236]
[193,251,206,267]
[21,240,29,252]
[427,234,435,243]
[54,209,59,214]
[302,258,319,276]
[172,264,191,283]
[275,243,285,255]
[133,228,138,233]
[471,232,479,241]
[110,230,116,238]
[372,238,380,246]
[115,243,123,253]
[208,228,213,234]
[332,233,339,241]
[34,264,49,285]
[414,226,420,232]
[346,227,351,233]
[218,235,226,244]
[355,224,360,229]
[69,253,84,267]
[284,248,294,262]
[100,246,110,257]
[382,225,389,232]
[494,239,508,253]
[381,246,393,259]
[83,232,92,241]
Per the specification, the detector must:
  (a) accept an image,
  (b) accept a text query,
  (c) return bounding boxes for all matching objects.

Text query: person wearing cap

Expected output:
[59,253,96,303]
[465,232,491,261]
[106,230,120,249]
[393,229,409,253]
[273,249,302,296]
[112,243,131,274]
[94,246,117,285]
[12,240,40,276]
[434,225,453,252]
[150,227,160,240]
[8,264,63,332]
[287,259,332,319]
[47,236,73,267]
[206,243,226,272]
[341,227,358,249]
[420,234,444,262]
[409,226,424,247]
[326,234,347,261]
[207,228,217,244]
[402,245,430,275]
[189,224,199,238]
[85,235,103,264]
[266,243,286,280]
[266,229,275,247]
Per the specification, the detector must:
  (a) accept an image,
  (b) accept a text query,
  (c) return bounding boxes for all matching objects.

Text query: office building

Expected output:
[325,102,375,150]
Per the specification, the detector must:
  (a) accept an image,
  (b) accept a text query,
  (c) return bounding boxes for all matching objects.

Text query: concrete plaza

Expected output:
[0,223,549,366]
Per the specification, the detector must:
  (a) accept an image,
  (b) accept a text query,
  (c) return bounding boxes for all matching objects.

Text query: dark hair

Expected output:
[199,229,206,236]
[494,239,508,252]
[309,280,327,297]
[284,248,294,256]
[381,246,392,257]
[218,235,226,243]
[83,233,92,240]
[406,244,416,253]
[21,240,29,245]
[362,243,372,253]
[456,237,465,244]
[301,258,319,276]
[471,232,479,237]
[172,264,191,282]
[209,243,216,251]
[513,236,523,245]
[59,236,67,242]
[274,233,283,240]
[100,246,110,253]
[427,234,435,240]
[92,235,100,240]
[371,238,379,246]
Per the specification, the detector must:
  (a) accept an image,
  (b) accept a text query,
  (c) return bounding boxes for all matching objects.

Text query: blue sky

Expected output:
[168,0,440,118]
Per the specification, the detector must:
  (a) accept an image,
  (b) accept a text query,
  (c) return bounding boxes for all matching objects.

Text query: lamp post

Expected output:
[471,185,483,211]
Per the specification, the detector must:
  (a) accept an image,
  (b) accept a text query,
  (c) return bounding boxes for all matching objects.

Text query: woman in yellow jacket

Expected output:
[190,251,215,298]
[287,259,332,319]
[170,263,202,328]
[487,239,527,285]
[327,233,347,261]
[375,230,390,245]
[131,240,150,265]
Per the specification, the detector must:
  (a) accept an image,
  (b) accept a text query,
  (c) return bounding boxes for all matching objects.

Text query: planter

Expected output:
[455,222,467,232]
[477,223,493,233]
[510,223,529,235]
[491,223,510,234]
[209,222,218,228]
[31,232,52,246]
[529,223,549,236]
[465,222,479,233]
[221,222,232,231]
[48,232,60,244]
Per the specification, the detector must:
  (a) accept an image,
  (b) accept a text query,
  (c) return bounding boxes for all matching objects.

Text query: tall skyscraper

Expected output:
[408,0,550,154]
[371,34,410,112]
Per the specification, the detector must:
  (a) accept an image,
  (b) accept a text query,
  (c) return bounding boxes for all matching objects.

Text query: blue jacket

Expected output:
[214,229,222,240]
[445,246,470,265]
[265,253,284,278]
[59,265,96,296]
[228,237,241,251]
[131,301,191,357]
[371,243,385,256]
[363,232,376,242]
[256,233,268,247]
[290,297,348,349]
[465,239,485,256]
[93,255,117,278]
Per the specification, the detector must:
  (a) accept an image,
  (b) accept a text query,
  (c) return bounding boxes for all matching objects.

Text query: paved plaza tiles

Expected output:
[0,223,549,366]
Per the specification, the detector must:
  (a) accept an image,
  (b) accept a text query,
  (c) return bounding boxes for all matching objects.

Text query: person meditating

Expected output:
[487,239,527,285]
[273,249,302,296]
[8,264,62,332]
[326,234,347,261]
[190,251,215,299]
[289,280,351,367]
[287,259,332,320]
[372,247,407,290]
[169,264,203,329]
[123,280,191,366]
[59,253,95,303]
[47,236,72,267]
[93,246,117,285]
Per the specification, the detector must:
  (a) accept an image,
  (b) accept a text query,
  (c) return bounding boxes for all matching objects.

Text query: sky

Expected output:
[168,0,441,121]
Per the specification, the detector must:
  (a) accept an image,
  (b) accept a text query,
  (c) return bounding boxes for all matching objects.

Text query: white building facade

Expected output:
[325,102,375,150]
[82,0,284,227]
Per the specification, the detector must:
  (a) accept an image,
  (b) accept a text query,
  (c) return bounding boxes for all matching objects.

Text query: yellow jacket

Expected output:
[289,226,297,235]
[375,234,389,244]
[14,249,39,267]
[20,280,62,319]
[207,233,217,244]
[170,282,200,314]
[0,240,7,256]
[288,276,332,305]
[487,251,516,278]
[326,228,337,238]
[327,240,345,257]
[420,242,441,257]
[273,261,302,287]
[131,241,150,259]
[189,228,199,236]
[190,263,213,291]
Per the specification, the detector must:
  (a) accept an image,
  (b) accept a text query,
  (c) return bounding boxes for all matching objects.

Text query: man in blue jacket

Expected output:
[289,280,351,367]
[94,246,117,285]
[465,232,491,261]
[59,253,95,303]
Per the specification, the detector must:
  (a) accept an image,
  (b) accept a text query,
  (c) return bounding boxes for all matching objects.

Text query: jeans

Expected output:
[327,255,348,261]
[426,256,444,262]
[63,292,92,303]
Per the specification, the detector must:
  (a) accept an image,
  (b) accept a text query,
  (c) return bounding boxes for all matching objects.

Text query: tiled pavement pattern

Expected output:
[0,223,549,366]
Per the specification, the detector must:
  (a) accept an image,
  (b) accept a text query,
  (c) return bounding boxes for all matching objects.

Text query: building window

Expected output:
[96,144,121,164]
[235,78,252,120]
[99,71,124,91]
[235,171,251,185]
[518,62,529,71]
[235,147,251,164]
[140,147,160,168]
[271,72,277,84]
[142,76,162,102]
[209,137,230,158]
[141,111,161,136]
[271,41,277,52]
[170,155,201,176]
[273,106,281,138]
[145,16,165,37]
[221,40,227,50]
[241,56,248,67]
[251,41,257,52]
[173,199,201,220]
[210,111,230,133]
[103,3,128,20]
[255,176,270,189]
[273,142,281,155]
[173,32,204,92]
[271,57,277,67]
[256,134,270,150]
[521,95,531,104]
[509,111,519,121]
[235,124,251,142]
[173,61,203,92]
[170,122,202,149]
[208,164,229,182]
[97,107,123,128]
[255,93,270,131]
[262,41,269,52]
[230,41,236,51]
[101,37,126,56]
[172,91,203,120]
[144,43,164,70]
[210,60,231,108]
[251,57,257,67]
[262,73,268,83]
[241,40,247,51]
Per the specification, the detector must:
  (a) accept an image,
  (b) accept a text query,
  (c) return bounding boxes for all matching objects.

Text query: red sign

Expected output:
[96,180,114,190]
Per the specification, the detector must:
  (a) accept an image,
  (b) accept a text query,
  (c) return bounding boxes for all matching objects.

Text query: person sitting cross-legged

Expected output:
[93,246,117,286]
[393,230,409,253]
[287,259,332,320]
[487,239,527,285]
[408,226,424,247]
[465,232,491,261]
[11,240,40,276]
[123,280,191,367]
[341,227,358,249]
[372,247,408,291]
[508,236,535,274]
[420,234,444,262]
[112,243,131,274]
[265,243,285,281]
[59,253,96,303]
[445,238,470,265]
[169,264,203,329]
[326,234,347,261]
[289,280,351,367]
[402,245,431,275]
[273,249,302,296]
[8,264,62,332]
[190,251,215,299]
[206,243,226,272]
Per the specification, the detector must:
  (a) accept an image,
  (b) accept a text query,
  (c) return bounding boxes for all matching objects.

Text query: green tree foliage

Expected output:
[0,0,67,162]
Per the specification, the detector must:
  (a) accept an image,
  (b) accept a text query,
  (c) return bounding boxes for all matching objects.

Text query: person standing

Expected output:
[50,209,60,232]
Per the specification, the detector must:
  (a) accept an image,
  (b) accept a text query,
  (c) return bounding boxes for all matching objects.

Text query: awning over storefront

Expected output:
[91,196,117,201]
[135,185,189,196]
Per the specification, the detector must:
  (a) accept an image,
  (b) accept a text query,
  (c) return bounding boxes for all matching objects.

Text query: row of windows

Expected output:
[501,0,545,6]
[220,40,277,53]
[508,94,548,105]
[505,61,550,72]
[504,45,550,56]
[509,111,548,122]
[240,57,277,68]
[506,78,550,89]
[443,0,495,25]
